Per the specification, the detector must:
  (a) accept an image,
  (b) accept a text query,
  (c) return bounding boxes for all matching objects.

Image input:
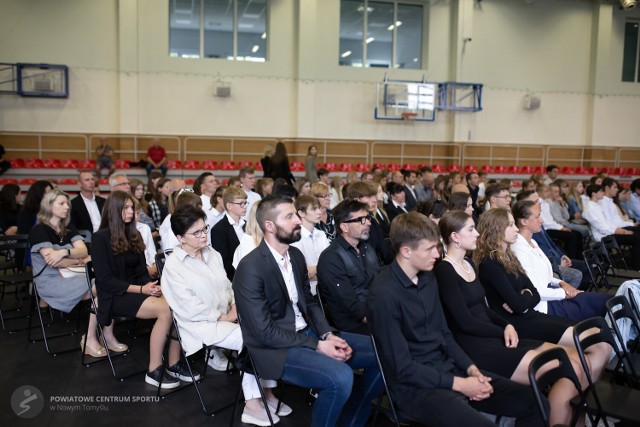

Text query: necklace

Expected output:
[444,255,472,274]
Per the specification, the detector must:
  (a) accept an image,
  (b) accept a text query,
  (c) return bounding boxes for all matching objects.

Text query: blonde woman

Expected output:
[311,182,336,242]
[232,202,264,269]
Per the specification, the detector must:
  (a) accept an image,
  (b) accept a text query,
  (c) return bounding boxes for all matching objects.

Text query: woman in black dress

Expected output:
[269,141,295,185]
[91,191,182,389]
[475,208,610,422]
[434,211,586,426]
[0,183,20,235]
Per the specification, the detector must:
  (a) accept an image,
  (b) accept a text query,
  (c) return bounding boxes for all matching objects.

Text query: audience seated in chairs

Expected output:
[537,183,583,259]
[159,190,204,254]
[434,210,588,426]
[546,182,591,241]
[317,200,380,335]
[91,191,181,389]
[583,184,640,269]
[161,205,288,426]
[367,212,543,427]
[233,195,383,427]
[28,189,103,356]
[70,171,105,235]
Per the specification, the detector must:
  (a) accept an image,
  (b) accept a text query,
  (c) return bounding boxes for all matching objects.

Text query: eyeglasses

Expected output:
[229,200,248,207]
[344,214,372,225]
[183,225,209,238]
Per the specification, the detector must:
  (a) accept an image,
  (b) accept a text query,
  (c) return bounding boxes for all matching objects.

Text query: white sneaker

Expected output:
[207,348,229,371]
[242,404,280,426]
[267,400,293,417]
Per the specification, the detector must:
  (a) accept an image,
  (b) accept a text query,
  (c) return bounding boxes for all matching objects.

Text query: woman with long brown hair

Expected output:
[269,141,295,185]
[91,191,182,389]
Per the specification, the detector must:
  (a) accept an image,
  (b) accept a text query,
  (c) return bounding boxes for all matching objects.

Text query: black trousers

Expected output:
[547,229,583,259]
[0,160,9,176]
[397,370,543,427]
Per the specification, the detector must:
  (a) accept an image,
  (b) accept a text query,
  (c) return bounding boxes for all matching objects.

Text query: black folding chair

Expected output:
[528,347,591,427]
[597,238,640,280]
[0,235,33,331]
[572,316,640,425]
[605,295,640,387]
[82,261,144,380]
[582,249,626,292]
[155,252,166,278]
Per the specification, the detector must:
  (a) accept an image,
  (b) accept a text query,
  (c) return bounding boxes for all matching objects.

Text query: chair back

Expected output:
[602,235,630,270]
[573,317,618,391]
[582,249,611,290]
[0,234,30,271]
[605,295,640,386]
[155,251,167,279]
[528,347,587,427]
[370,334,402,426]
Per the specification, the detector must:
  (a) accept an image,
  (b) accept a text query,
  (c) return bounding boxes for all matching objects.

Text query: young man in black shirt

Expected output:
[367,212,543,427]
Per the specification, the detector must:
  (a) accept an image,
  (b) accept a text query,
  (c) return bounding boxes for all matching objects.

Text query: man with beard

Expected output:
[233,196,382,427]
[317,199,381,334]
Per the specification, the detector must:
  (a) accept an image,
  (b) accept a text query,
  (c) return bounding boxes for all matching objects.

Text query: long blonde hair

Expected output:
[244,202,264,247]
[37,189,71,235]
[474,208,525,276]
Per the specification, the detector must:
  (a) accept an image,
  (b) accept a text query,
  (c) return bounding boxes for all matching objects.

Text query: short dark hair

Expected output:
[631,178,640,193]
[192,172,213,196]
[465,172,477,183]
[239,166,255,179]
[448,192,471,211]
[317,168,329,178]
[388,183,405,195]
[512,200,537,228]
[332,199,370,230]
[546,165,558,173]
[273,184,298,199]
[295,194,320,214]
[417,198,448,219]
[515,190,536,202]
[390,211,440,253]
[256,195,295,233]
[171,205,207,236]
[601,177,616,190]
[347,181,376,199]
[485,183,510,200]
[586,184,602,198]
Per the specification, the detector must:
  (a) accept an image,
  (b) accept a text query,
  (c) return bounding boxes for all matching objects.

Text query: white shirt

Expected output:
[265,241,307,331]
[159,214,179,254]
[206,207,225,228]
[598,196,633,229]
[392,199,407,212]
[511,234,565,314]
[225,212,245,242]
[200,194,212,212]
[232,233,259,269]
[80,193,102,232]
[583,200,617,241]
[243,189,262,222]
[291,225,330,295]
[136,222,156,266]
[540,199,563,231]
[329,188,340,210]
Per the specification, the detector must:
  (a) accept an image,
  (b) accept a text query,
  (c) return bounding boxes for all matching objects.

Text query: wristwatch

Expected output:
[66,249,71,257]
[320,332,333,341]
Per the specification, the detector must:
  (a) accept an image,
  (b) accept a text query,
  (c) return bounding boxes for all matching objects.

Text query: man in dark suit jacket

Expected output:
[211,186,246,281]
[233,196,382,427]
[385,183,409,224]
[70,171,106,234]
[402,169,418,211]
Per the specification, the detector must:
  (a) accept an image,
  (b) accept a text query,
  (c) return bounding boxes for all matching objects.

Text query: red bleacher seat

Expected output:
[464,165,478,173]
[201,160,218,170]
[340,163,354,172]
[237,160,253,169]
[78,159,97,169]
[561,166,575,174]
[0,178,18,185]
[387,164,401,173]
[588,167,599,174]
[356,163,369,172]
[512,181,522,188]
[61,159,79,169]
[507,165,521,174]
[575,166,588,175]
[519,165,532,175]
[221,178,230,185]
[99,178,109,185]
[403,164,418,172]
[115,159,130,169]
[43,159,61,168]
[324,163,337,172]
[25,158,43,168]
[448,164,461,173]
[290,162,305,172]
[494,165,506,174]
[59,178,78,185]
[371,163,386,171]
[533,166,544,174]
[185,179,195,185]
[10,158,25,168]
[183,160,200,170]
[167,160,181,169]
[255,161,263,171]
[19,178,37,185]
[614,167,625,176]
[480,165,494,173]
[431,164,445,173]
[627,168,639,176]
[220,160,235,170]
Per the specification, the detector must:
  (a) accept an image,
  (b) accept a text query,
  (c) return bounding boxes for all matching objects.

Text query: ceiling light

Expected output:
[620,0,637,9]
[261,32,266,39]
[251,45,260,53]
[395,21,403,27]
[387,24,394,31]
[341,50,352,58]
[366,37,375,44]
[356,5,374,12]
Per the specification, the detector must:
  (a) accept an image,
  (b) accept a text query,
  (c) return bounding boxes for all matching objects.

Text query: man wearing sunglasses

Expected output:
[317,200,380,335]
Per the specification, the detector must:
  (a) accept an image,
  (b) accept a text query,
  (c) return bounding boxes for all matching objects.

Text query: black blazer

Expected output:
[91,229,151,326]
[385,202,407,224]
[70,194,106,233]
[368,218,394,265]
[232,240,334,380]
[211,215,241,281]
[403,185,417,212]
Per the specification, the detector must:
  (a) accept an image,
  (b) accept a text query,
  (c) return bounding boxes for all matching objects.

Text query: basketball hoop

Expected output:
[401,112,418,121]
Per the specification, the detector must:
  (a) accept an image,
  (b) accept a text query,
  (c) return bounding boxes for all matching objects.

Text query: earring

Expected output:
[455,241,461,249]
